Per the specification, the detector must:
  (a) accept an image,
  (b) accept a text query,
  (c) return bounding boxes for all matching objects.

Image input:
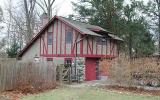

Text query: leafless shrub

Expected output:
[100,56,160,87]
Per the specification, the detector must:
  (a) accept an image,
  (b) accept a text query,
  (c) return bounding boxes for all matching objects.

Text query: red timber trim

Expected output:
[110,38,112,55]
[47,30,48,55]
[64,58,73,64]
[64,57,73,60]
[18,16,102,57]
[87,37,89,54]
[43,36,44,54]
[88,37,92,54]
[41,54,115,58]
[71,28,73,54]
[56,20,58,54]
[42,34,47,54]
[64,24,66,55]
[112,40,115,56]
[60,21,62,54]
[106,39,107,55]
[96,38,98,55]
[40,36,41,55]
[110,39,115,56]
[101,41,103,55]
[52,22,54,54]
[71,32,79,54]
[80,35,83,55]
[92,37,94,54]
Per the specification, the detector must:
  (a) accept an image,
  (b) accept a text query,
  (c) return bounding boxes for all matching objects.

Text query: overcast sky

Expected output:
[0,0,149,17]
[0,0,76,17]
[0,0,149,39]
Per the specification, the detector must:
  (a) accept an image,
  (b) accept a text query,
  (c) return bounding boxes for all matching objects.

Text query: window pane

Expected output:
[97,38,106,45]
[48,33,52,45]
[66,31,73,43]
[47,58,53,61]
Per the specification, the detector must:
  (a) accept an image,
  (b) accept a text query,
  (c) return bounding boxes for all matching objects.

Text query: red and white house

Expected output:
[18,16,122,81]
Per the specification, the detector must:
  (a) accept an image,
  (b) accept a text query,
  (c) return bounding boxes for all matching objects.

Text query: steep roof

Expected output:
[59,17,107,32]
[18,16,122,57]
[59,17,123,41]
[58,17,102,37]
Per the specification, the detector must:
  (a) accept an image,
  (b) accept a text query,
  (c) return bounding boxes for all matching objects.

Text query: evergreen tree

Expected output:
[7,41,20,58]
[72,0,155,57]
[137,0,160,53]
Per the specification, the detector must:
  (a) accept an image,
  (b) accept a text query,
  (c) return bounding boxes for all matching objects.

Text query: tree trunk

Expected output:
[158,2,160,54]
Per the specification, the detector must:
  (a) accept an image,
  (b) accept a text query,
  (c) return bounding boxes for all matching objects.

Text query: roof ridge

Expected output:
[58,16,105,29]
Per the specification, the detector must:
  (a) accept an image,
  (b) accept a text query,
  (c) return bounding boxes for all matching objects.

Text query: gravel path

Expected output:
[67,80,108,88]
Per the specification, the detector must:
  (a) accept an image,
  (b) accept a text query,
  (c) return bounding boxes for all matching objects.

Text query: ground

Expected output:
[21,87,160,100]
[1,80,160,100]
[20,81,160,100]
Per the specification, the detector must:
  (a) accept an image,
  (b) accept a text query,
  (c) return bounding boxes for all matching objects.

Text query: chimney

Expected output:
[40,13,49,26]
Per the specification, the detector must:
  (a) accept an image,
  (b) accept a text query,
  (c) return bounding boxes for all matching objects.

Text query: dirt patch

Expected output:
[8,82,58,94]
[0,82,58,100]
[0,91,23,100]
[105,85,160,96]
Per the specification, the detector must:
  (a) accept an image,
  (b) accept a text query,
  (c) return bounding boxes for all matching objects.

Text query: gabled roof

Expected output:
[59,17,107,32]
[18,15,123,57]
[108,34,123,41]
[58,17,102,37]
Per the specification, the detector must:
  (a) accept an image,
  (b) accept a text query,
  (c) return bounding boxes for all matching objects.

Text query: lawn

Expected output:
[21,87,160,100]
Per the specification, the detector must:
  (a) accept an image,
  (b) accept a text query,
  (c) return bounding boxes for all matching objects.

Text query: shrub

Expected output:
[100,57,160,87]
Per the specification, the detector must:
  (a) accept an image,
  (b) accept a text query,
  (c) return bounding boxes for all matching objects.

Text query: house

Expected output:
[18,16,123,81]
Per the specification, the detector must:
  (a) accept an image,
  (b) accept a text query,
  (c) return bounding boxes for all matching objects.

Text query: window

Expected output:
[65,30,73,44]
[97,37,106,45]
[64,58,72,67]
[48,32,52,45]
[47,58,53,61]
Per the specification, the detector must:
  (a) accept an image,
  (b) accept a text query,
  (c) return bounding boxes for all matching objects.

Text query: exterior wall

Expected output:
[21,18,119,62]
[52,57,65,65]
[22,39,40,61]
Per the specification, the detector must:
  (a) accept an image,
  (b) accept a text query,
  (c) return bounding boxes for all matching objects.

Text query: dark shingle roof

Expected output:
[59,17,102,36]
[18,16,123,57]
[59,17,123,41]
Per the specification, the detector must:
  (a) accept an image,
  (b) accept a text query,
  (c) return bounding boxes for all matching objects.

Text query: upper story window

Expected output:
[97,37,106,45]
[65,29,73,44]
[48,32,52,45]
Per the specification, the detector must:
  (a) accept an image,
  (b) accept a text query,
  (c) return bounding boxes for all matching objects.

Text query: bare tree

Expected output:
[35,0,55,19]
[0,6,3,31]
[5,0,40,46]
[23,0,36,43]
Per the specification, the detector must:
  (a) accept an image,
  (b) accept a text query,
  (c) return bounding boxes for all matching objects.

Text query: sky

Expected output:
[0,0,149,17]
[0,0,149,39]
[0,0,77,17]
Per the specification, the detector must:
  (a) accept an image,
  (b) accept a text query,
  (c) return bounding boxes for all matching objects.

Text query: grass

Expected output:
[21,87,160,100]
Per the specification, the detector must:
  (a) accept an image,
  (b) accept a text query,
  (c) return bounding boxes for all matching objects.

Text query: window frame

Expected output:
[64,58,72,66]
[46,58,53,61]
[97,37,106,45]
[65,28,73,44]
[48,32,53,45]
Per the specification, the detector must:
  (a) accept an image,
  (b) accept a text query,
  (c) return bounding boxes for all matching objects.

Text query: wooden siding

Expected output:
[39,19,118,58]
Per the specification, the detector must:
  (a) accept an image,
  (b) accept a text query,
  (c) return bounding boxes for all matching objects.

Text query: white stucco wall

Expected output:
[21,39,40,61]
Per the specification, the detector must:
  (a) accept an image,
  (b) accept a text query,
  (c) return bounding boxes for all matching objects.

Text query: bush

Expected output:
[100,57,160,87]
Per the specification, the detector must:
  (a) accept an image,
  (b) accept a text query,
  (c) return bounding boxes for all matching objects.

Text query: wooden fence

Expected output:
[0,58,56,91]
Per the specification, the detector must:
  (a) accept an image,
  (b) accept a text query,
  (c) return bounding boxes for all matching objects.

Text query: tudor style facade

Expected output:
[18,16,122,81]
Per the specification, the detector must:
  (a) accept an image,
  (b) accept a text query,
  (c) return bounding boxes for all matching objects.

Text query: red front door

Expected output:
[85,58,97,81]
